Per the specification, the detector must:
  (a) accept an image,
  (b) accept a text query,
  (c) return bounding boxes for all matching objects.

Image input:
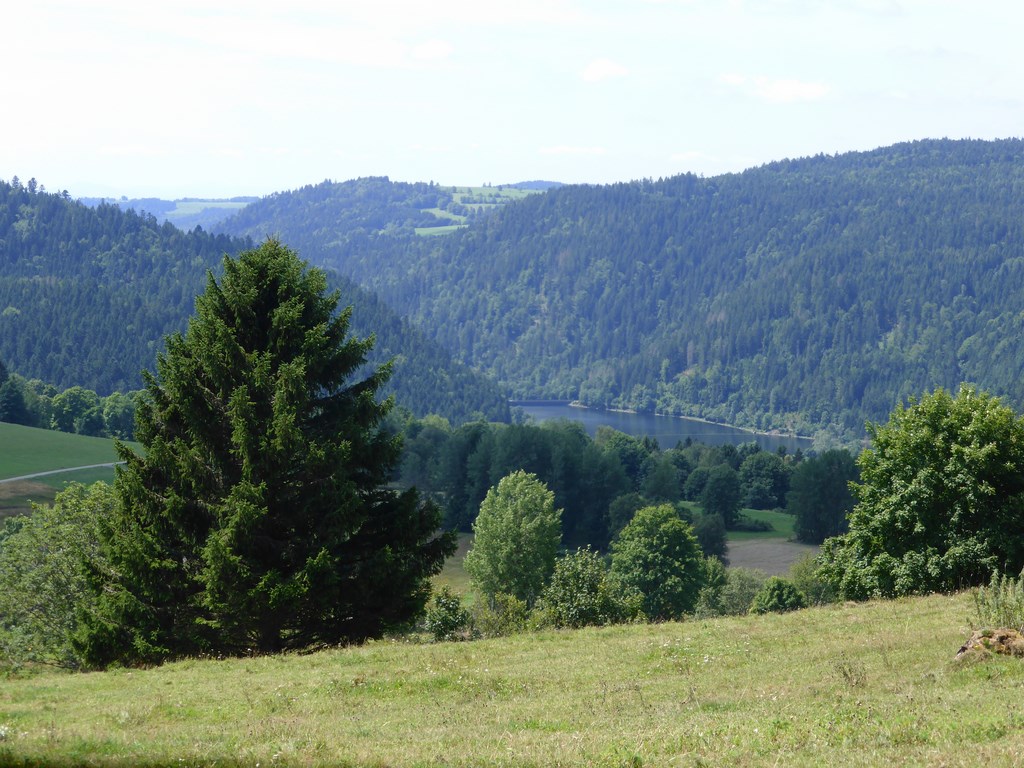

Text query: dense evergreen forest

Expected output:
[218,139,1024,439]
[391,412,854,552]
[0,179,508,424]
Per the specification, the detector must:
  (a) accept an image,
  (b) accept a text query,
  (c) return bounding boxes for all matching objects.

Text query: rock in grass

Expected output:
[955,628,1024,662]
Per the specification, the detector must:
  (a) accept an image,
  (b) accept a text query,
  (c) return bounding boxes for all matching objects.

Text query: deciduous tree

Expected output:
[609,504,705,619]
[464,470,562,607]
[821,386,1024,599]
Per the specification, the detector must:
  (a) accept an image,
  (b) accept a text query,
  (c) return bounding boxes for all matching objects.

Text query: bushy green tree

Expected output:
[464,470,562,607]
[536,547,639,628]
[0,378,30,425]
[821,386,1024,599]
[101,391,137,440]
[693,512,727,561]
[787,449,858,544]
[76,239,454,666]
[50,386,103,435]
[683,465,710,501]
[605,492,652,540]
[739,451,790,509]
[424,587,472,642]
[609,504,705,620]
[700,464,742,528]
[641,453,682,502]
[749,576,807,614]
[0,483,115,669]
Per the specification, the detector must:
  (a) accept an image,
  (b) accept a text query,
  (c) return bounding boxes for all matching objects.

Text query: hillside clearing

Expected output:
[1,592,1019,767]
[0,423,124,481]
[726,539,819,574]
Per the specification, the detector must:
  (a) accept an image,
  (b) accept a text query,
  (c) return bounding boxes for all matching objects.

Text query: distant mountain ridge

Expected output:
[0,181,509,424]
[78,196,258,231]
[215,138,1024,440]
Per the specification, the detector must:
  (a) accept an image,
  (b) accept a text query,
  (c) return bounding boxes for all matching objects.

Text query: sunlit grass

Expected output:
[0,423,124,480]
[730,508,796,541]
[2,592,1019,766]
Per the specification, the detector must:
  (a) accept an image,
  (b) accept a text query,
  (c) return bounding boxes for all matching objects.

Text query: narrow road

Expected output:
[0,463,122,484]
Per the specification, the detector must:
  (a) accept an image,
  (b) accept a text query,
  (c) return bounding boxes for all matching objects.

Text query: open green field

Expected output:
[434,532,474,596]
[415,224,467,236]
[730,508,797,541]
[161,200,249,222]
[0,423,124,480]
[414,186,542,236]
[0,424,133,519]
[2,592,1019,766]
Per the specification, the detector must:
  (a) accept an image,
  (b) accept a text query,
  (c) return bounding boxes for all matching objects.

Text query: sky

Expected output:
[4,0,1023,199]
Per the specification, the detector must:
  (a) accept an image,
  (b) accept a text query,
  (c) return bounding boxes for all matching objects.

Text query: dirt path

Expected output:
[726,539,820,575]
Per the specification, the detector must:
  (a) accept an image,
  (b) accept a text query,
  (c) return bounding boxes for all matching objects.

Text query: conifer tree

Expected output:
[77,239,454,666]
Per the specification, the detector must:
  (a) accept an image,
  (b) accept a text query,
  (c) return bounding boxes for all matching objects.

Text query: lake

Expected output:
[514,403,812,453]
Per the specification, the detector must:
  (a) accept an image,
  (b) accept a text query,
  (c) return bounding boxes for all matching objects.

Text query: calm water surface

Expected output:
[516,403,811,453]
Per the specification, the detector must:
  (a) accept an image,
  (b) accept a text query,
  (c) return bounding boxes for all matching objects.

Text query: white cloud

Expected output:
[754,77,830,103]
[98,145,168,157]
[719,73,830,103]
[582,58,629,83]
[540,145,608,156]
[412,39,455,61]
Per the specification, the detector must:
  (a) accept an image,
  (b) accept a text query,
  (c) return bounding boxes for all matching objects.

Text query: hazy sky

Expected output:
[5,0,1022,198]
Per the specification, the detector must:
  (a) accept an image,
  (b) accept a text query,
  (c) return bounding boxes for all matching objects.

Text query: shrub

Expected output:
[789,553,837,606]
[0,482,115,670]
[750,577,808,614]
[609,504,706,620]
[535,547,640,628]
[693,556,729,618]
[719,568,768,616]
[471,592,529,638]
[424,587,473,642]
[973,571,1024,632]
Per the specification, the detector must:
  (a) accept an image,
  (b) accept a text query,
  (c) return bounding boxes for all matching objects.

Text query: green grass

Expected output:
[0,423,125,480]
[447,185,538,202]
[415,224,467,236]
[729,508,797,541]
[433,532,474,597]
[0,424,136,519]
[161,200,249,222]
[2,592,1020,766]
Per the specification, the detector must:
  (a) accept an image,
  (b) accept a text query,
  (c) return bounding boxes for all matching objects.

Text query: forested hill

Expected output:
[0,180,509,423]
[218,139,1024,439]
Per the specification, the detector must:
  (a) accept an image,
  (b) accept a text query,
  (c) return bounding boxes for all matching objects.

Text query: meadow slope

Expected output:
[2,592,1021,767]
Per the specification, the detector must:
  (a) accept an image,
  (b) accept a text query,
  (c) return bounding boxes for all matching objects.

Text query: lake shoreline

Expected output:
[565,399,811,442]
[510,399,813,445]
[514,402,812,451]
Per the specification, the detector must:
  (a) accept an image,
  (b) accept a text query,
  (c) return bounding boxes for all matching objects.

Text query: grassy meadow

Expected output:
[415,186,543,235]
[160,200,249,225]
[0,423,125,480]
[1,592,1020,767]
[0,423,132,519]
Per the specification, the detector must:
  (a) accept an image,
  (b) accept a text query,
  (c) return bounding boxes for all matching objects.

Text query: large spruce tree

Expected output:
[77,239,454,666]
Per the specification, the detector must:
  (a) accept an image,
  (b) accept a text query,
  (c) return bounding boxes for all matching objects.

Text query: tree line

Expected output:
[0,362,137,439]
[392,410,857,550]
